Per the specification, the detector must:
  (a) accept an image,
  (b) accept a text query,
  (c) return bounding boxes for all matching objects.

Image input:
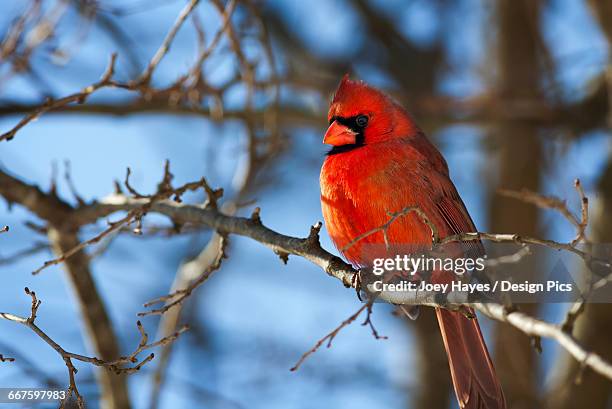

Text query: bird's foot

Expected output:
[352,269,363,301]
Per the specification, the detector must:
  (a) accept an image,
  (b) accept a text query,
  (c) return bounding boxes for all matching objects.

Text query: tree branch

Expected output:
[0,289,187,407]
[65,178,612,384]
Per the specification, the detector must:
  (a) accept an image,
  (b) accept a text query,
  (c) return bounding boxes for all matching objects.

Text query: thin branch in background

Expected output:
[0,289,188,406]
[498,177,590,245]
[0,0,223,143]
[139,234,227,316]
[0,354,15,363]
[0,53,118,142]
[0,288,84,407]
[0,0,69,89]
[189,0,237,79]
[362,302,388,341]
[138,0,201,84]
[24,221,47,235]
[290,303,369,372]
[124,167,148,198]
[561,299,587,334]
[0,241,49,266]
[31,210,138,275]
[105,321,189,375]
[0,1,41,61]
[63,160,86,206]
[290,301,387,372]
[437,231,608,274]
[32,161,220,275]
[87,229,122,260]
[484,244,532,268]
[498,178,592,331]
[210,0,252,84]
[573,178,589,245]
[0,341,63,388]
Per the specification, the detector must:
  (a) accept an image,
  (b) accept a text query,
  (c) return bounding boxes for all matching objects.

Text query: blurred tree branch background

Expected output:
[0,0,610,409]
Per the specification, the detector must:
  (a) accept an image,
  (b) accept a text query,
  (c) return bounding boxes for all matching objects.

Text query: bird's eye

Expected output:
[356,115,369,127]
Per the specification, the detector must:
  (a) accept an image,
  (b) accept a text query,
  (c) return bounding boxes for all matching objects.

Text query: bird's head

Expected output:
[324,75,418,154]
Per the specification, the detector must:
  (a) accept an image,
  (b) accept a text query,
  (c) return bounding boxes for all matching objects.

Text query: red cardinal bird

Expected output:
[320,75,506,409]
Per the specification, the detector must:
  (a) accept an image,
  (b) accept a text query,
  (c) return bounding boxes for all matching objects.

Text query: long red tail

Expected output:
[436,308,506,409]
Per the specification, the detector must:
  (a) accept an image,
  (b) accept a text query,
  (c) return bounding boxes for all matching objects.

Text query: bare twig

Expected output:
[290,303,369,371]
[189,0,237,79]
[0,241,49,266]
[0,53,118,142]
[63,160,86,206]
[561,299,587,334]
[572,178,589,245]
[32,162,220,274]
[484,244,532,267]
[0,289,188,404]
[341,206,440,251]
[0,354,15,363]
[498,177,590,245]
[0,341,62,387]
[32,210,138,274]
[138,0,201,84]
[362,302,388,341]
[139,234,227,316]
[291,290,387,371]
[498,179,592,332]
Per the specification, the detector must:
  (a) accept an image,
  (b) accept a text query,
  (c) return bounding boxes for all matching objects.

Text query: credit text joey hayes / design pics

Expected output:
[369,254,574,296]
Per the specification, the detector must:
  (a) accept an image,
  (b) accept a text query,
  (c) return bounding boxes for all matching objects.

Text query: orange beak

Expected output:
[323,121,356,146]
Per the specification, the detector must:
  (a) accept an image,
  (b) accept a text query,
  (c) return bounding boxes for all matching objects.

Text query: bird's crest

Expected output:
[329,74,390,122]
